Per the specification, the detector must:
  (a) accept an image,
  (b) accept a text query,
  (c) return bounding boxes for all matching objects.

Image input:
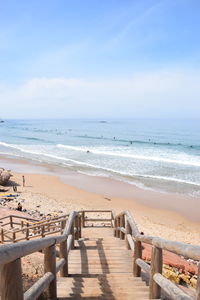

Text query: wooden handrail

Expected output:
[22,213,69,226]
[0,209,199,300]
[137,235,200,261]
[115,210,200,259]
[114,210,200,300]
[0,210,81,300]
[17,217,68,233]
[79,210,114,228]
[0,214,38,222]
[0,215,69,244]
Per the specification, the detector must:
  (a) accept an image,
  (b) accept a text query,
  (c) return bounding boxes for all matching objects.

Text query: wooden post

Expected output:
[74,216,79,240]
[133,240,142,277]
[197,262,200,300]
[43,244,57,300]
[0,258,24,300]
[26,223,29,240]
[10,216,13,228]
[120,215,125,240]
[1,228,4,243]
[21,221,25,234]
[126,222,131,249]
[61,220,65,234]
[114,217,117,237]
[82,211,85,227]
[60,240,68,277]
[41,225,45,238]
[119,216,123,239]
[70,222,75,249]
[116,217,120,238]
[149,246,163,299]
[78,215,81,238]
[13,231,16,243]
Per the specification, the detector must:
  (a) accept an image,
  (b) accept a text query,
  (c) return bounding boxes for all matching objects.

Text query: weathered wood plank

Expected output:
[149,246,162,299]
[59,239,68,276]
[133,240,142,277]
[152,237,200,261]
[67,234,73,254]
[24,272,54,300]
[136,258,150,274]
[84,218,112,222]
[56,258,66,274]
[43,244,57,299]
[153,273,193,300]
[0,237,56,264]
[63,211,77,236]
[0,258,23,300]
[126,234,134,252]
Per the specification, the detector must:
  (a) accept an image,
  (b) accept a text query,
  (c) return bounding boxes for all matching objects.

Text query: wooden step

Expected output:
[57,281,147,287]
[57,233,149,300]
[58,296,150,300]
[57,293,149,300]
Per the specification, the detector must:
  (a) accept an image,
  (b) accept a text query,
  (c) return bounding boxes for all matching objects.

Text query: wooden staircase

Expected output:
[57,228,149,300]
[0,210,199,300]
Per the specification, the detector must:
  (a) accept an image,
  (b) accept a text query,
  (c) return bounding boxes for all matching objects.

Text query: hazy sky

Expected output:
[0,0,200,119]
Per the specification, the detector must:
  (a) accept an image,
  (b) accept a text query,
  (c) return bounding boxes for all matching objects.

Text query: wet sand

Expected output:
[0,155,200,245]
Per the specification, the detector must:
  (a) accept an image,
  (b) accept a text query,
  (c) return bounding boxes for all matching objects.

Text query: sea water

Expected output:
[0,119,200,196]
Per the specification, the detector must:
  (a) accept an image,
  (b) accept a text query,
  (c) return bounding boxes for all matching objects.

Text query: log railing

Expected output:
[0,214,38,229]
[0,211,81,300]
[0,210,112,300]
[0,214,69,243]
[1,209,199,300]
[80,210,114,227]
[114,210,200,300]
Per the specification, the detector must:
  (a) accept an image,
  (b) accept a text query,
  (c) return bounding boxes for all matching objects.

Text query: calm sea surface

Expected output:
[0,119,200,196]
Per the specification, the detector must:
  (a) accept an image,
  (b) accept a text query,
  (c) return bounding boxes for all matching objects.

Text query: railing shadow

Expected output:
[96,238,115,300]
[61,237,116,299]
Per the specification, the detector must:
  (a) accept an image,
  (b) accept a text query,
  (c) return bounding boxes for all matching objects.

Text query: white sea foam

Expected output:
[1,141,200,187]
[57,143,200,167]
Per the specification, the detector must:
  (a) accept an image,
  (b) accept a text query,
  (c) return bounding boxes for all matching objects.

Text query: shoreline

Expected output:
[0,154,200,245]
[1,154,200,222]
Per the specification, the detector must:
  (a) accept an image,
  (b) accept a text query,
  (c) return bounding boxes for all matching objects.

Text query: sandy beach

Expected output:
[0,155,199,245]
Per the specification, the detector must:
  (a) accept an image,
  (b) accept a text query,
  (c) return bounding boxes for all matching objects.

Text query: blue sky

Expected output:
[0,0,200,118]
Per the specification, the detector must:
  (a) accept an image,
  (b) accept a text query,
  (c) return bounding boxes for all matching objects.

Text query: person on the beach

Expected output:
[13,186,17,192]
[22,175,25,187]
[17,202,22,211]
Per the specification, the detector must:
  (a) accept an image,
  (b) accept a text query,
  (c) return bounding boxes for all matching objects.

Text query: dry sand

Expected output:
[0,154,199,245]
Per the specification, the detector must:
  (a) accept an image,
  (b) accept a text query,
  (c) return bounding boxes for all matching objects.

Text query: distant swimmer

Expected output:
[130,141,133,144]
[87,150,90,153]
[113,137,116,140]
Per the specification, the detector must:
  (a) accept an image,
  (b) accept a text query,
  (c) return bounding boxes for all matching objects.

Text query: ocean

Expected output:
[0,119,200,196]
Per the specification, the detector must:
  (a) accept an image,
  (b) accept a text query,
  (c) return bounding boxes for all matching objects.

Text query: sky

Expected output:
[0,0,200,119]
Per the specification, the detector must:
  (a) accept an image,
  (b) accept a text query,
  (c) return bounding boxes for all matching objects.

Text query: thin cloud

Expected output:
[105,0,165,49]
[1,69,200,119]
